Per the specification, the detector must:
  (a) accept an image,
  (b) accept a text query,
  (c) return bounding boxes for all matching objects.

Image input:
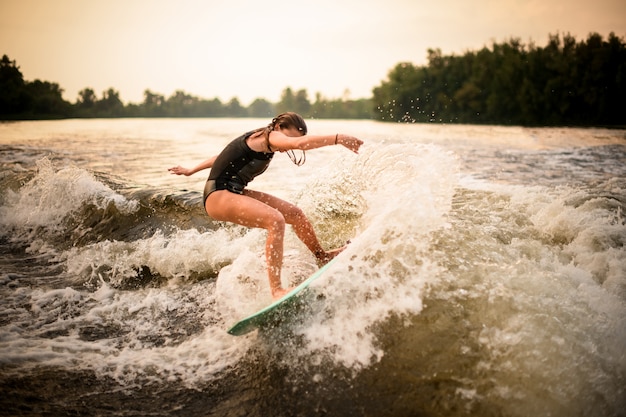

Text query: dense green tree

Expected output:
[275,87,315,116]
[3,32,622,125]
[142,89,165,117]
[293,89,311,116]
[373,32,626,126]
[166,90,198,116]
[0,55,27,116]
[275,87,310,116]
[225,97,247,117]
[77,88,97,108]
[25,80,70,117]
[0,55,70,119]
[310,92,373,119]
[96,88,124,117]
[75,88,97,116]
[248,98,275,117]
[275,87,296,114]
[196,97,225,117]
[277,87,373,119]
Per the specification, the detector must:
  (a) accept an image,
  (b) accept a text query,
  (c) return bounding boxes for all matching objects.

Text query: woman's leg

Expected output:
[205,190,288,298]
[244,189,344,264]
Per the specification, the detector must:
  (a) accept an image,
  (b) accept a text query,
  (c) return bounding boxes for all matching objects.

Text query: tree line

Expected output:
[0,54,372,120]
[2,32,624,125]
[373,32,625,126]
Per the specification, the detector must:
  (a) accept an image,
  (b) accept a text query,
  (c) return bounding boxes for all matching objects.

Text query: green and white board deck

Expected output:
[227,257,338,336]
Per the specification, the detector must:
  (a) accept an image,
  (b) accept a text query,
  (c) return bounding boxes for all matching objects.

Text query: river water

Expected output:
[0,118,624,416]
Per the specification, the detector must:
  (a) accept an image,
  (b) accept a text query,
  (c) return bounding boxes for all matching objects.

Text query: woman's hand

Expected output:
[169,156,216,176]
[168,166,192,176]
[337,134,364,154]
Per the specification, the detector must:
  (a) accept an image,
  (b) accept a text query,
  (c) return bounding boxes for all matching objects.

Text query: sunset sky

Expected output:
[1,0,624,105]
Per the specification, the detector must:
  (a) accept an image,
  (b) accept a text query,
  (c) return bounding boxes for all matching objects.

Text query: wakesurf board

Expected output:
[227,257,338,336]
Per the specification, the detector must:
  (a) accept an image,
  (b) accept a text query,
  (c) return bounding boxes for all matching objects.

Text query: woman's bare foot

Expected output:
[271,286,294,300]
[315,243,348,267]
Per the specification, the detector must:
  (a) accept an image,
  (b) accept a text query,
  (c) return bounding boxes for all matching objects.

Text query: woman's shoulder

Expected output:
[245,130,273,154]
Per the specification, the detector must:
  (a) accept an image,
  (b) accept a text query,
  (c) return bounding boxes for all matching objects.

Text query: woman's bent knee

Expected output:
[266,212,286,233]
[284,205,306,225]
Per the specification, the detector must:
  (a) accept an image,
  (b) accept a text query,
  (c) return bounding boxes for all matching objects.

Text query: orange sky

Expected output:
[1,0,624,105]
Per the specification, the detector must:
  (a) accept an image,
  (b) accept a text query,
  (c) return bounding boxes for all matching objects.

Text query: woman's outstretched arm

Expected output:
[168,155,217,176]
[270,132,363,154]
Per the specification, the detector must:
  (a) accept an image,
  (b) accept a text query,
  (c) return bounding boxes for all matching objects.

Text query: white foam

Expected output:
[0,157,138,234]
[279,144,459,369]
[62,227,253,286]
[0,282,251,387]
[436,179,626,413]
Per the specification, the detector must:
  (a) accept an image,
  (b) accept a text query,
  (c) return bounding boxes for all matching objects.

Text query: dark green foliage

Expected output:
[2,32,624,125]
[373,33,626,126]
[0,55,27,115]
[0,53,373,120]
[0,55,71,119]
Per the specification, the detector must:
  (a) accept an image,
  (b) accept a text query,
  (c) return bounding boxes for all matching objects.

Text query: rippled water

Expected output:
[0,119,624,416]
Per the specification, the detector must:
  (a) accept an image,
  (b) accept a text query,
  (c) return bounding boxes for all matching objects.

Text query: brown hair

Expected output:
[254,112,308,165]
[264,112,308,138]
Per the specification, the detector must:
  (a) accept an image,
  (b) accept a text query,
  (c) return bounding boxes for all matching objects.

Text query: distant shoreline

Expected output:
[2,32,625,127]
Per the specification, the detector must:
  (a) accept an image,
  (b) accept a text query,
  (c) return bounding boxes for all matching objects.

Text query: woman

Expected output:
[169,112,363,299]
